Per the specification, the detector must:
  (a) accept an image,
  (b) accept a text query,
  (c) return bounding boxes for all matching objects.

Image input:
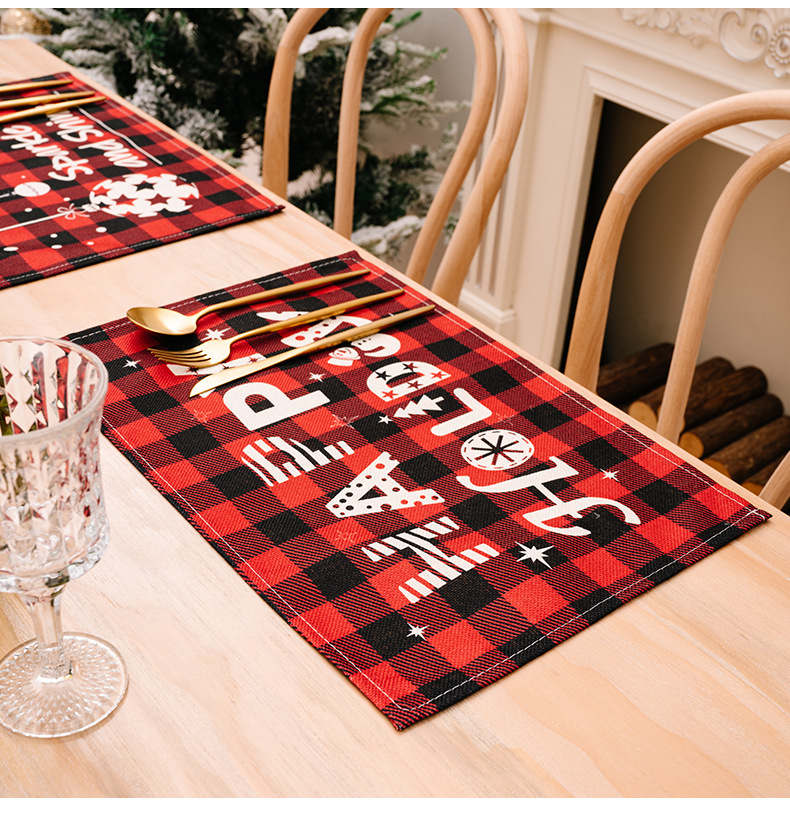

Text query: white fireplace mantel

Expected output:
[460,8,790,378]
[619,8,790,79]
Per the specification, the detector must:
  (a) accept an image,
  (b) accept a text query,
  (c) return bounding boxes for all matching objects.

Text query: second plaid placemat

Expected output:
[0,72,282,289]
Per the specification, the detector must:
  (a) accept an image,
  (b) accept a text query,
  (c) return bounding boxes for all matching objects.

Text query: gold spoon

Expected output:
[126,268,369,336]
[149,289,403,367]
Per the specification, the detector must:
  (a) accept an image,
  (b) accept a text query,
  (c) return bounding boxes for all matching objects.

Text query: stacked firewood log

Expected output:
[597,343,790,511]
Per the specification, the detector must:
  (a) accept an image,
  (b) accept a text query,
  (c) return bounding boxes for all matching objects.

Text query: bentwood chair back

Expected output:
[263,8,529,306]
[564,90,790,508]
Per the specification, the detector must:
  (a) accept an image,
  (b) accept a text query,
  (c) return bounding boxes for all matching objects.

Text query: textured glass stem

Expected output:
[21,587,73,682]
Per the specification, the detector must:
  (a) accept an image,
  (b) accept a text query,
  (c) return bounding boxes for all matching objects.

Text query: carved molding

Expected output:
[619,8,790,78]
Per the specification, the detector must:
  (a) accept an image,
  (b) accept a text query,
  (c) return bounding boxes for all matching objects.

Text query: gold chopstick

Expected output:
[0,94,105,124]
[0,78,72,94]
[189,304,436,397]
[0,90,94,110]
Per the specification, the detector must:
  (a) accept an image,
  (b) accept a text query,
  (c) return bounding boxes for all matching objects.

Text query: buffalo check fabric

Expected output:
[0,73,282,289]
[68,251,770,730]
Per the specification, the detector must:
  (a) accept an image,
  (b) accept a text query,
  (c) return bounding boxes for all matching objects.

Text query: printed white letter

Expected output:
[327,451,443,518]
[224,382,329,431]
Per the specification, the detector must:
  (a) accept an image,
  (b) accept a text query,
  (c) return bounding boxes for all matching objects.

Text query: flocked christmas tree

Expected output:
[38,8,464,261]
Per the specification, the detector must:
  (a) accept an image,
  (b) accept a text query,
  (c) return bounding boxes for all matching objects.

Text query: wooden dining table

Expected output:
[2,38,790,799]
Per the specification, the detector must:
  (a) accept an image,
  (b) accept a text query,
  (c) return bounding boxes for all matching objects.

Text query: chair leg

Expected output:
[760,454,790,509]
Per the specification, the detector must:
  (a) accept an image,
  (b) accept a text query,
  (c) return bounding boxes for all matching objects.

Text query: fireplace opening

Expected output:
[562,99,790,409]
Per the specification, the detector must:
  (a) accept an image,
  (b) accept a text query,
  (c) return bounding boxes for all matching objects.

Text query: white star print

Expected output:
[516,544,553,566]
[123,359,139,368]
[406,624,427,639]
[378,415,392,424]
[309,372,326,381]
[203,328,229,340]
[602,470,619,480]
[328,413,359,429]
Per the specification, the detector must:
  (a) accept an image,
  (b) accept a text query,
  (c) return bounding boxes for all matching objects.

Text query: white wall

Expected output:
[366,8,474,157]
[365,9,475,278]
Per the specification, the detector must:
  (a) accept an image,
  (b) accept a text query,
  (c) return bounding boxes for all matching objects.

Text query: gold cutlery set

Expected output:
[0,80,432,396]
[0,77,105,124]
[127,269,434,397]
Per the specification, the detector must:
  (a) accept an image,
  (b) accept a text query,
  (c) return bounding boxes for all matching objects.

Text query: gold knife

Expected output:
[0,94,105,124]
[189,304,435,397]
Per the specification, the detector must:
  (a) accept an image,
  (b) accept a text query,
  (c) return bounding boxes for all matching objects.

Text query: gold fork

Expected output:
[150,289,404,367]
[189,304,435,397]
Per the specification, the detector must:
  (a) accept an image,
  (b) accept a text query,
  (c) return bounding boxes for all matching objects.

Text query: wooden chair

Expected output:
[262,8,529,306]
[564,90,790,508]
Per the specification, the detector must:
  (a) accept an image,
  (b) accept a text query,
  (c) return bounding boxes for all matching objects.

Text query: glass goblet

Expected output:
[0,336,127,737]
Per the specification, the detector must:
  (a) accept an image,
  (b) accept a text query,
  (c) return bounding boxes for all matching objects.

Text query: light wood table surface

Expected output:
[1,39,790,798]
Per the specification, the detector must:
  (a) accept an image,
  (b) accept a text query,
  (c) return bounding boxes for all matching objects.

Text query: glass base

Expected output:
[0,633,127,738]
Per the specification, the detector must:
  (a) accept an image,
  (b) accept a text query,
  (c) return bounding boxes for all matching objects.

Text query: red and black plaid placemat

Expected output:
[0,73,282,289]
[67,251,770,730]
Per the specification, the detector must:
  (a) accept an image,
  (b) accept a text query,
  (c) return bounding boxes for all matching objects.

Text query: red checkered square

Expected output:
[292,601,357,644]
[153,459,208,491]
[505,576,568,624]
[350,661,420,710]
[575,548,634,588]
[638,515,693,554]
[429,621,494,669]
[196,502,253,538]
[242,547,301,590]
[109,415,165,447]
